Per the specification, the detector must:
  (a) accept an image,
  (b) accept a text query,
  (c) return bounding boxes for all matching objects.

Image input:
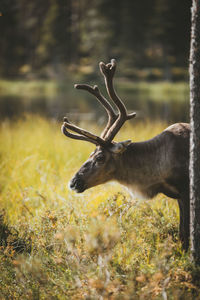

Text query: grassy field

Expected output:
[0,79,189,108]
[0,79,188,101]
[0,116,199,299]
[0,79,189,123]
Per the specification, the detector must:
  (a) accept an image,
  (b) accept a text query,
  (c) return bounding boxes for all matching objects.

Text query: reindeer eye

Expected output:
[96,155,105,163]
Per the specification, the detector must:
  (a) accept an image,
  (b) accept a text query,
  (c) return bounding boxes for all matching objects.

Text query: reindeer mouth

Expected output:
[69,177,86,193]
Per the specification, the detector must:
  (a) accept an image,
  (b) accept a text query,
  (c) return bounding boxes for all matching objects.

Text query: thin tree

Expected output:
[190,0,200,264]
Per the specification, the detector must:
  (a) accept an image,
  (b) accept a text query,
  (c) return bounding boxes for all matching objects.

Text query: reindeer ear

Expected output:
[110,140,132,154]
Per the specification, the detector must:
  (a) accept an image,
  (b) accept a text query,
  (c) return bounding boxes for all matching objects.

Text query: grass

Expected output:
[0,116,199,299]
[0,78,189,102]
[0,80,60,99]
[0,79,189,123]
[117,80,189,102]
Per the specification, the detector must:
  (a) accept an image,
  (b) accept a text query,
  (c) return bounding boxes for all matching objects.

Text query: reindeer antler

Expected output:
[61,117,106,146]
[74,84,117,138]
[99,59,136,142]
[62,59,136,146]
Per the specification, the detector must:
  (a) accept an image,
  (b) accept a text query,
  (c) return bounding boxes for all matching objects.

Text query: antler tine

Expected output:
[99,59,136,142]
[61,124,98,145]
[100,59,126,116]
[74,84,117,138]
[62,117,106,146]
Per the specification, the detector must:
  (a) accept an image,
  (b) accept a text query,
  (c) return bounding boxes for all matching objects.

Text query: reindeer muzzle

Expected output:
[69,176,86,193]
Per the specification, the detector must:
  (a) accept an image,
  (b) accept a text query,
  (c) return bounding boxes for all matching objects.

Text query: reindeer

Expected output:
[61,59,190,250]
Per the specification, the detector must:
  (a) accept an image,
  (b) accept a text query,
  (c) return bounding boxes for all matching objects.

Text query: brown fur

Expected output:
[69,123,190,250]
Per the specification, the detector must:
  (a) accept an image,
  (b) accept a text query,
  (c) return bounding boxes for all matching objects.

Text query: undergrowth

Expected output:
[0,116,199,299]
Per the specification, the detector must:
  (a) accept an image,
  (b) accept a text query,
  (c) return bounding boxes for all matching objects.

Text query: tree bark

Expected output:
[190,0,200,264]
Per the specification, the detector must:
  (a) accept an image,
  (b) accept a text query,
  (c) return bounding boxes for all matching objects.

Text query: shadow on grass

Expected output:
[0,211,31,254]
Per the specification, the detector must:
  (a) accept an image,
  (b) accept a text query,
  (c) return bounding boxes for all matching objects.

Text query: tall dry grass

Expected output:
[0,116,199,299]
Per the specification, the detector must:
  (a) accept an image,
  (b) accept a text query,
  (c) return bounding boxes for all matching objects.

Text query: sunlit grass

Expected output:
[0,80,59,99]
[0,116,199,299]
[118,80,189,102]
[0,79,188,102]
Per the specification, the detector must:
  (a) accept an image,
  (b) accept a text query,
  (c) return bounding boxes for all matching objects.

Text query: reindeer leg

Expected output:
[177,194,190,251]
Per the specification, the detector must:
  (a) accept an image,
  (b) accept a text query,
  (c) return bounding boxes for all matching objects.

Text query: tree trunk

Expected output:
[189,0,200,264]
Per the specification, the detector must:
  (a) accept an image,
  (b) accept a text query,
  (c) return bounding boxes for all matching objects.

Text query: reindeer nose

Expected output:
[69,177,77,190]
[69,176,85,193]
[69,178,75,189]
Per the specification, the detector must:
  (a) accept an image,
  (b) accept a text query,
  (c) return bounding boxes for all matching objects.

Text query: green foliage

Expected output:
[0,116,199,299]
[0,0,190,78]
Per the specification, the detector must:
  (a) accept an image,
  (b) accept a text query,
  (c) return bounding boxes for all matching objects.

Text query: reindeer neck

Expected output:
[114,134,166,186]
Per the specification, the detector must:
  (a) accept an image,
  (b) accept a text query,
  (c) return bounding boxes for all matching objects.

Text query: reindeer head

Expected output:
[61,59,136,193]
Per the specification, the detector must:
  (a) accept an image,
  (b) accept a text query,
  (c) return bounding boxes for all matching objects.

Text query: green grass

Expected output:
[117,80,189,102]
[0,78,189,102]
[0,79,189,123]
[0,116,199,299]
[0,80,60,99]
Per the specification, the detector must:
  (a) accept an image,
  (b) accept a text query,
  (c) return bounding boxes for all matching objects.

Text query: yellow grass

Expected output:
[0,116,199,299]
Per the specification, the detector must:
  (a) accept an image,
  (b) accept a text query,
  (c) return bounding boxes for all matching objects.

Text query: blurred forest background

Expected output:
[0,0,191,122]
[1,2,200,298]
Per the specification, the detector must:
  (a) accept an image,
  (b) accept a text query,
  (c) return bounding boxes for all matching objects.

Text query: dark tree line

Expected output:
[0,0,191,78]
